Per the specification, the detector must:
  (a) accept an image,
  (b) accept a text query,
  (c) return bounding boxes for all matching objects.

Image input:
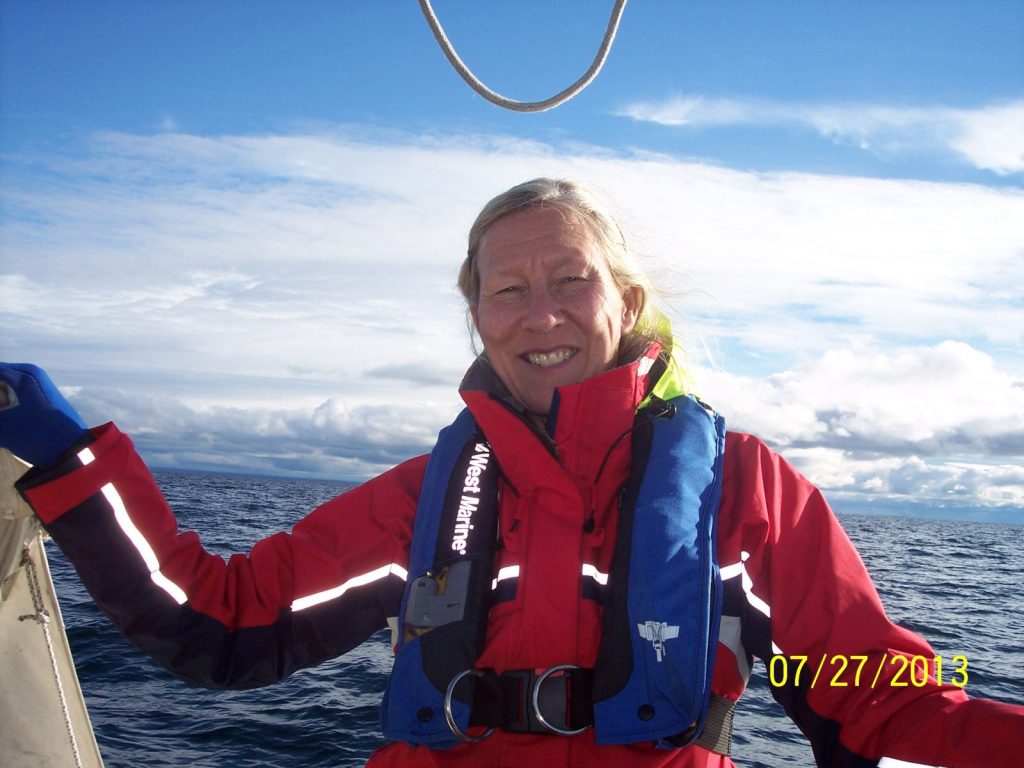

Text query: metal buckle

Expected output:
[444,669,496,743]
[531,664,591,736]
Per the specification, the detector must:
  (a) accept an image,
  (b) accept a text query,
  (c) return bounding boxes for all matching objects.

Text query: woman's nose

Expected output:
[521,286,562,332]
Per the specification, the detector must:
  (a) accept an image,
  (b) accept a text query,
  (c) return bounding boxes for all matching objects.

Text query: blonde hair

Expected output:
[458,178,672,360]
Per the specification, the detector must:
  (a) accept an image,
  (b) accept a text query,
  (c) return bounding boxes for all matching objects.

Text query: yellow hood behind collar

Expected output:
[641,344,694,409]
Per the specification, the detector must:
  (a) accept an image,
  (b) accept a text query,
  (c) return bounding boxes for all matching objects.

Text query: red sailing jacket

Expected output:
[18,352,1024,768]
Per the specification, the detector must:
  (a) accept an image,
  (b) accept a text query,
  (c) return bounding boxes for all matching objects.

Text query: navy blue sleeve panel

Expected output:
[768,678,878,768]
[19,423,426,690]
[718,432,1024,768]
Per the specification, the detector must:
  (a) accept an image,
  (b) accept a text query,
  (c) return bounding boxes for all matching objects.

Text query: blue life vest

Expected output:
[380,394,726,749]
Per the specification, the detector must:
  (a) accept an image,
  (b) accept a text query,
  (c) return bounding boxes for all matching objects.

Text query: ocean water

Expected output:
[43,470,1023,767]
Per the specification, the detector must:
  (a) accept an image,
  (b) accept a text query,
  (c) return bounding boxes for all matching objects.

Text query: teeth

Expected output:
[526,348,576,367]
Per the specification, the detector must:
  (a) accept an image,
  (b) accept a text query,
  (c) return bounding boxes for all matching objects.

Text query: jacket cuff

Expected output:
[16,423,129,524]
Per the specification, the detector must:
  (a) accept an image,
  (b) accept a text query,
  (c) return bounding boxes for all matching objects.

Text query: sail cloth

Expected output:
[0,448,105,768]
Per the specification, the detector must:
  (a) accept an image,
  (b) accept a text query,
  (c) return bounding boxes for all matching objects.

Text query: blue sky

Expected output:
[2,1,1023,522]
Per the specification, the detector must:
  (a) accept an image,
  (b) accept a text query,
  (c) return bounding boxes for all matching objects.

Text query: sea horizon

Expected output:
[150,465,1024,527]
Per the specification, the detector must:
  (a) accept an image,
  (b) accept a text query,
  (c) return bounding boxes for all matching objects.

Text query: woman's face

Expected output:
[471,207,640,418]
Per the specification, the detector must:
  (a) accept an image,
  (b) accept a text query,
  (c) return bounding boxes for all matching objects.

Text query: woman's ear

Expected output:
[621,286,642,335]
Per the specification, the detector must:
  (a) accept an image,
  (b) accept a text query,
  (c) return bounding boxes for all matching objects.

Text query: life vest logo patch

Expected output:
[638,620,680,662]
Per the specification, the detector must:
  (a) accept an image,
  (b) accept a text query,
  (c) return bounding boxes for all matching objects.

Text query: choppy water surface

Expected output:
[45,470,1022,767]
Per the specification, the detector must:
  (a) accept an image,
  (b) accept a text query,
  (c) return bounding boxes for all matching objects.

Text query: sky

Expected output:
[1,0,1022,523]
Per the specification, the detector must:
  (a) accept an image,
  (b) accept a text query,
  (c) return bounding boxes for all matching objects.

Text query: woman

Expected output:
[1,178,1021,767]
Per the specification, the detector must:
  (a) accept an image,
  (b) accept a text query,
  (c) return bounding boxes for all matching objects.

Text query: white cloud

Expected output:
[949,102,1024,176]
[696,341,1024,506]
[698,341,1024,456]
[617,97,1024,175]
[783,449,1024,508]
[61,339,1024,507]
[2,127,1022,512]
[70,387,455,480]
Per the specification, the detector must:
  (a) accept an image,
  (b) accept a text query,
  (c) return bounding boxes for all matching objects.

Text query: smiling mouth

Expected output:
[524,348,578,367]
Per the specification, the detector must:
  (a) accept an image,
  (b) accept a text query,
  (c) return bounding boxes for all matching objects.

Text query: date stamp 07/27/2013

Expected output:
[768,654,969,689]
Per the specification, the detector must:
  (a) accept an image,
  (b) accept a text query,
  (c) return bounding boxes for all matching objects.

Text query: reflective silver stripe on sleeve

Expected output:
[101,482,188,605]
[720,550,781,655]
[581,563,608,585]
[491,564,520,590]
[720,550,770,618]
[291,563,409,612]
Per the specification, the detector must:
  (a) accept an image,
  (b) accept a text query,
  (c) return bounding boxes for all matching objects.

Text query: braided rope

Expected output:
[19,543,85,768]
[418,0,629,112]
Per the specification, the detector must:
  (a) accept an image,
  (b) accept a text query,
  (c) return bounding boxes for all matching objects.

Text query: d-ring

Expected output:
[444,669,496,743]
[531,664,591,736]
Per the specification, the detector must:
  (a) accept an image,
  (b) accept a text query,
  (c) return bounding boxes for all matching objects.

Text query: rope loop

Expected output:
[18,609,51,624]
[418,0,629,112]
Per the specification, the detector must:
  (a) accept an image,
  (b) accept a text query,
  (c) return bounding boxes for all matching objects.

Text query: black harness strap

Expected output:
[465,667,734,754]
[466,667,595,734]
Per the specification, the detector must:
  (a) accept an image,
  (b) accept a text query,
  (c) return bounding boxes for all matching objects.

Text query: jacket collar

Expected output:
[457,344,667,495]
[458,343,667,421]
